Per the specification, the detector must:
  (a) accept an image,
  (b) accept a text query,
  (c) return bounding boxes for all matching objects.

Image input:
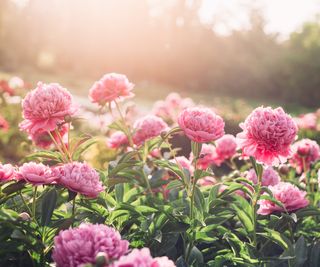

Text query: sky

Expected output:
[199,0,320,37]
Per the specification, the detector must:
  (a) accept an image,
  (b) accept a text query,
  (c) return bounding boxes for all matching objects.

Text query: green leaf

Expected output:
[258,229,291,251]
[41,188,57,226]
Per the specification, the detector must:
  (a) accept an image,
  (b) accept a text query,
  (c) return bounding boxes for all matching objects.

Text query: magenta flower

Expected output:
[89,73,134,106]
[237,107,297,166]
[132,115,168,146]
[20,82,77,134]
[54,162,104,198]
[112,248,176,267]
[178,107,225,143]
[246,167,280,186]
[52,223,129,267]
[258,182,309,215]
[289,138,320,173]
[0,163,16,182]
[215,134,237,160]
[107,131,129,149]
[18,162,57,185]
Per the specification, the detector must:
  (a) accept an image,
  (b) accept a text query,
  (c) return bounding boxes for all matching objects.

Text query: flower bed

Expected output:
[0,74,320,267]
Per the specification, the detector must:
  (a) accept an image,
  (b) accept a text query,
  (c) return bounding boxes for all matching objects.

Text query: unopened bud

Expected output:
[95,252,108,267]
[297,146,310,157]
[19,212,31,221]
[278,164,289,175]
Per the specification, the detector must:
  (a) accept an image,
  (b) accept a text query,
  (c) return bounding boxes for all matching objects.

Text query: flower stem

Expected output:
[47,130,68,163]
[114,101,134,147]
[32,186,38,219]
[55,128,72,162]
[72,196,76,226]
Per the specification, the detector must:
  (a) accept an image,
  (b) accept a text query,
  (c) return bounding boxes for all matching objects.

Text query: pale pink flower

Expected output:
[289,139,320,173]
[18,162,56,185]
[215,134,237,160]
[237,107,297,166]
[0,79,14,95]
[9,76,24,89]
[178,107,225,143]
[107,131,129,149]
[0,115,9,131]
[258,182,309,215]
[197,176,217,186]
[89,73,134,106]
[132,115,168,146]
[154,256,176,267]
[0,163,16,182]
[190,144,219,169]
[54,162,104,198]
[52,223,129,267]
[20,82,77,134]
[295,113,317,130]
[112,248,176,267]
[246,167,280,186]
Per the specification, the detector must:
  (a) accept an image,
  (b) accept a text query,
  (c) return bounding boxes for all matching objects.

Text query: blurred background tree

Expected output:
[0,0,319,107]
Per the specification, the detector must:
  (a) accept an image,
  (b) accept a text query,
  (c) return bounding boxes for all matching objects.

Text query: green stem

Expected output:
[32,186,38,219]
[47,131,68,162]
[55,128,72,162]
[19,191,32,216]
[114,101,134,147]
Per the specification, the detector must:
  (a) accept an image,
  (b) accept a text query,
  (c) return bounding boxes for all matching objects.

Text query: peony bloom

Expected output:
[0,163,16,182]
[171,156,194,176]
[107,131,129,149]
[178,107,225,143]
[18,162,56,185]
[0,115,9,131]
[289,139,320,173]
[29,125,68,149]
[295,113,317,130]
[197,176,217,186]
[190,144,219,169]
[215,134,237,160]
[237,107,297,166]
[52,223,129,267]
[112,248,176,267]
[132,115,168,146]
[9,76,25,89]
[89,73,134,106]
[246,167,280,186]
[0,79,14,95]
[53,162,104,198]
[20,82,77,134]
[258,182,309,215]
[152,93,194,125]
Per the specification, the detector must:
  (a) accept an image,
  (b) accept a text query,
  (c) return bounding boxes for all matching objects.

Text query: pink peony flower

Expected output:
[9,76,25,89]
[0,163,16,182]
[107,131,129,149]
[132,115,168,146]
[0,79,14,95]
[152,93,194,124]
[53,162,104,198]
[246,167,280,186]
[29,125,68,149]
[215,134,237,160]
[52,223,129,267]
[289,139,320,173]
[89,73,134,106]
[178,107,225,143]
[237,107,297,166]
[20,82,77,134]
[18,162,57,185]
[295,113,317,130]
[197,176,217,186]
[258,182,309,215]
[190,144,219,169]
[0,115,9,131]
[112,248,176,267]
[171,156,194,175]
